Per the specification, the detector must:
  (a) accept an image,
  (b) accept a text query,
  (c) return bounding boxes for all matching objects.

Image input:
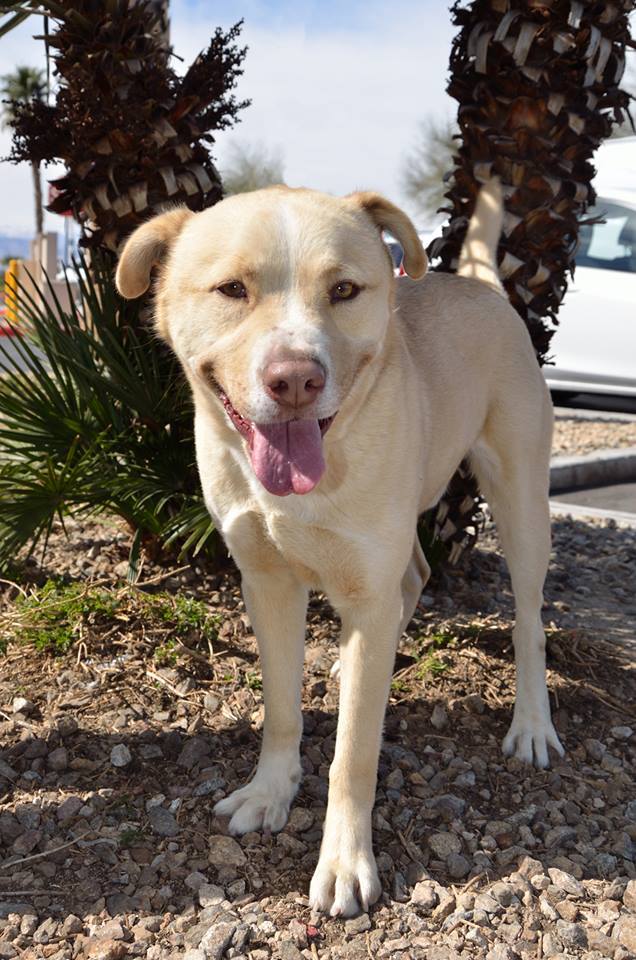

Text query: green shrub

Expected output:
[0,255,219,573]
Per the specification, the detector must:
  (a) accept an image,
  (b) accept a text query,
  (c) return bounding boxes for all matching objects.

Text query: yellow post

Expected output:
[4,259,19,325]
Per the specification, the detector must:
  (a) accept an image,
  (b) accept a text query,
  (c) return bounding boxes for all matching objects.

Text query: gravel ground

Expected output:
[552,417,636,459]
[0,515,635,960]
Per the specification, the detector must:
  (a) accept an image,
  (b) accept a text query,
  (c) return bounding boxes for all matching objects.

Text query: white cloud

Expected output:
[173,2,456,214]
[0,2,457,236]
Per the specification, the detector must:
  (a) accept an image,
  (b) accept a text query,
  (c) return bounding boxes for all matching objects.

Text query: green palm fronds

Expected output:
[0,256,219,571]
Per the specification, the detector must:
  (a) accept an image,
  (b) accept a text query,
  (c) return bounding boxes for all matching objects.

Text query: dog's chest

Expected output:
[241,505,369,604]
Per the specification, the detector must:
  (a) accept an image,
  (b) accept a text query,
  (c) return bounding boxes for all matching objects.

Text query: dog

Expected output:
[116,180,564,917]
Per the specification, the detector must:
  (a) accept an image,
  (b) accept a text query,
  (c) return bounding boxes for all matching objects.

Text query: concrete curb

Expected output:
[553,406,636,423]
[550,446,636,493]
[549,500,636,528]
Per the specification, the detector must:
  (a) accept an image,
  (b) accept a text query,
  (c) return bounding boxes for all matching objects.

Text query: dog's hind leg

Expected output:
[470,401,564,768]
[214,568,307,833]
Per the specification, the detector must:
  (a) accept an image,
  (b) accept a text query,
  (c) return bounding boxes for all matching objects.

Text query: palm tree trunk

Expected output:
[427,0,633,563]
[32,160,43,236]
[9,2,248,255]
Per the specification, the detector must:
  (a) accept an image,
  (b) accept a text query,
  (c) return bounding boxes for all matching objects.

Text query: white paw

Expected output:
[309,833,381,917]
[214,753,301,835]
[503,712,564,768]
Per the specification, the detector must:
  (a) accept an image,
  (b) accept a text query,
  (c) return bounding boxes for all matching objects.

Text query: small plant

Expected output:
[1,580,224,664]
[153,640,178,667]
[158,595,218,639]
[12,579,121,653]
[413,631,455,681]
[416,654,450,680]
[119,827,145,848]
[421,631,456,650]
[245,671,263,691]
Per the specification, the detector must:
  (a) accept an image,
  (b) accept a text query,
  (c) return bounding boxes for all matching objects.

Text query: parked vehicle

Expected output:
[389,138,636,397]
[544,137,636,397]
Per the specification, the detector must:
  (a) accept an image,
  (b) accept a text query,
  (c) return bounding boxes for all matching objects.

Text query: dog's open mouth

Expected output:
[216,385,335,497]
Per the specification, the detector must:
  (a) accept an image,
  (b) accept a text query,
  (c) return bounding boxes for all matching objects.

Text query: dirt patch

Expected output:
[0,516,634,959]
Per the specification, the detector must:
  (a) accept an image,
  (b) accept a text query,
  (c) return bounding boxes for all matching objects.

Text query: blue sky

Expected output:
[175,0,445,33]
[1,1,457,235]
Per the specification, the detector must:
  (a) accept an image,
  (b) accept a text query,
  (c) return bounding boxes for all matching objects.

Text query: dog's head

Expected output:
[116,186,426,497]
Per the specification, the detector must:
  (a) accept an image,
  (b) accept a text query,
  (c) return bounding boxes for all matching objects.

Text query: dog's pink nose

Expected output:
[263,357,326,409]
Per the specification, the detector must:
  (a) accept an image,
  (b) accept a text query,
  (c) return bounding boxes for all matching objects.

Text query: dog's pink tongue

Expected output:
[250,420,325,496]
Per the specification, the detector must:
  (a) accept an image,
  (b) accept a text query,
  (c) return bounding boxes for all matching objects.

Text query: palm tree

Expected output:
[6,1,249,255]
[427,0,634,559]
[1,65,46,236]
[0,1,251,568]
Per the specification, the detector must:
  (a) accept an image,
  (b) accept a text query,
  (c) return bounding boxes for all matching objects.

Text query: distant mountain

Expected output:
[0,235,31,261]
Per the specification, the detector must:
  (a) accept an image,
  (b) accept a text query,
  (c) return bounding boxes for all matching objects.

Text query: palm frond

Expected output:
[0,255,221,572]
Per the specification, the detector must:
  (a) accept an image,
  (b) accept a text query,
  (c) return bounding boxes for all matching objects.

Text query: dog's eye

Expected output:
[217,281,247,299]
[330,280,360,304]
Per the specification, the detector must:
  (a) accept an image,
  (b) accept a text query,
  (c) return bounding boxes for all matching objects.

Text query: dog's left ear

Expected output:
[347,192,428,279]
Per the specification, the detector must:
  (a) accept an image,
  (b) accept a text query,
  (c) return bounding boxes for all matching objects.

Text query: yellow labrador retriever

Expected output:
[116,181,563,917]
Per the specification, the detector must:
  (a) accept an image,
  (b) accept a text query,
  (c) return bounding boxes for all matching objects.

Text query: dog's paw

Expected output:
[502,714,564,769]
[309,840,381,917]
[214,754,301,835]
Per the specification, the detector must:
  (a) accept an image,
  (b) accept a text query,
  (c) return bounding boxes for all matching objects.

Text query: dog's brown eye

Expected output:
[217,280,247,299]
[330,280,360,303]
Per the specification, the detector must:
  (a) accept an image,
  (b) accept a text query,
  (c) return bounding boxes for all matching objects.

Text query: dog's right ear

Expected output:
[115,207,193,299]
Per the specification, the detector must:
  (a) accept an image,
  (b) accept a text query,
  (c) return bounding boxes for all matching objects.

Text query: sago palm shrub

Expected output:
[0,257,218,573]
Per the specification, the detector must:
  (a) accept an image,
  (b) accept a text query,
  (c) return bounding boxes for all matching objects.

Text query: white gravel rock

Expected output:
[208,835,246,867]
[198,884,225,908]
[110,744,132,767]
[431,704,448,730]
[410,881,439,912]
[547,867,584,898]
[429,832,462,859]
[199,922,237,960]
[11,697,34,715]
[610,725,633,740]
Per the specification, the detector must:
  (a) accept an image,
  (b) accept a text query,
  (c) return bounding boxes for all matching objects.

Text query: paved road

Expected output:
[551,393,636,518]
[553,481,636,514]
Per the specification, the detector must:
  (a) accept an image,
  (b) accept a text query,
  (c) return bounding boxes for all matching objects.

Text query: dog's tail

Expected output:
[457,178,505,296]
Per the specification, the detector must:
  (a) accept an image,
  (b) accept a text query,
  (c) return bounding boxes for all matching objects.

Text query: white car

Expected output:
[544,137,636,397]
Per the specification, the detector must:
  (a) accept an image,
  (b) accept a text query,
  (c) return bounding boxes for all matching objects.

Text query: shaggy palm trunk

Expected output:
[428,0,633,561]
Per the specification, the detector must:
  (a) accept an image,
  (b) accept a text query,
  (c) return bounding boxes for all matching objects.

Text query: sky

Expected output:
[0,0,457,237]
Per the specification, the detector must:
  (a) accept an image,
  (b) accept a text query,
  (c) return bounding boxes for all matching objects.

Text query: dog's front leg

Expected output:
[214,569,307,834]
[310,586,402,917]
